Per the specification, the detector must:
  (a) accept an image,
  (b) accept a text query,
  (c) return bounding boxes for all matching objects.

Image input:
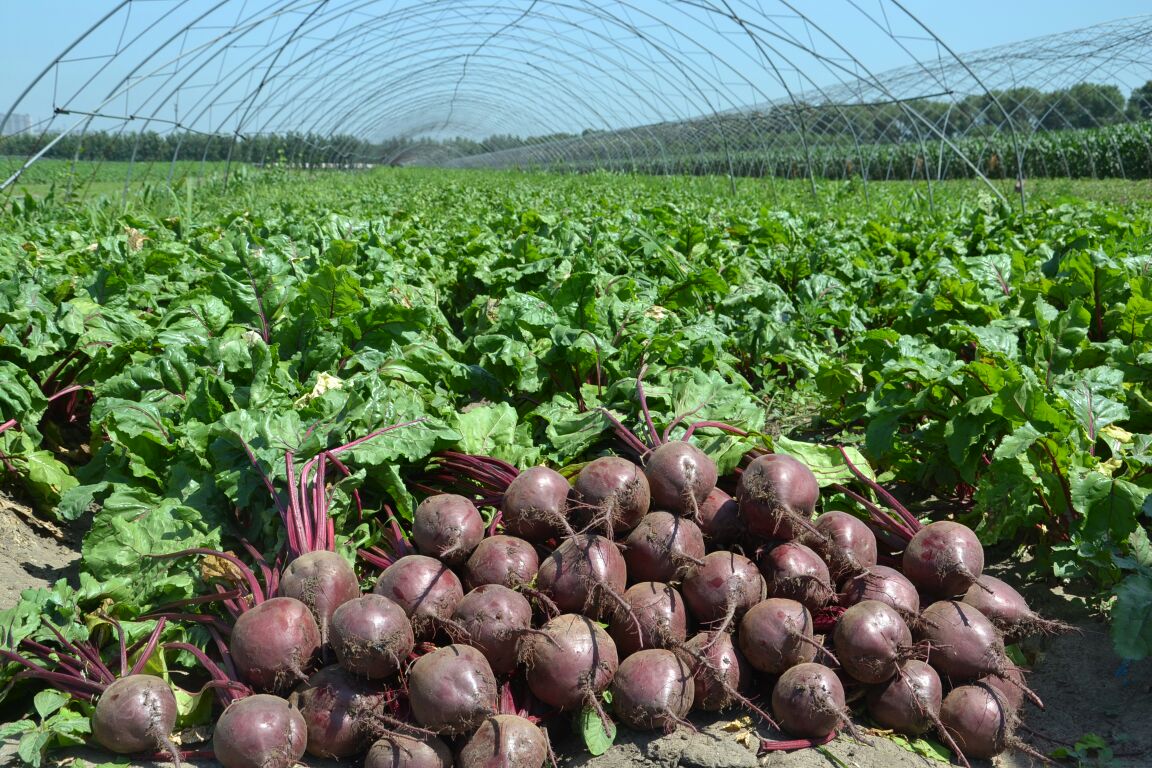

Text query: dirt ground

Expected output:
[0,493,80,609]
[1,497,1149,768]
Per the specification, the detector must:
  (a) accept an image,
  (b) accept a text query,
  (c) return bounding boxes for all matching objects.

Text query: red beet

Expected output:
[413,493,485,565]
[623,511,705,584]
[903,521,985,597]
[759,540,834,611]
[697,487,744,546]
[462,535,540,591]
[331,594,414,679]
[535,533,627,621]
[681,551,766,628]
[452,584,535,675]
[501,466,571,542]
[372,554,464,638]
[680,631,752,711]
[573,455,651,534]
[645,441,717,517]
[231,596,321,694]
[610,649,695,731]
[457,714,548,768]
[407,644,498,735]
[364,733,452,768]
[91,675,178,756]
[832,600,914,684]
[213,694,308,768]
[738,597,824,675]
[841,565,921,618]
[609,582,688,658]
[296,665,387,758]
[738,453,819,539]
[520,613,619,711]
[919,601,1011,682]
[771,663,849,739]
[278,550,360,645]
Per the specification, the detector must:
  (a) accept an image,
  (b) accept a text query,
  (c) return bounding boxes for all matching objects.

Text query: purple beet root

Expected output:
[413,494,485,565]
[231,596,322,694]
[331,594,414,679]
[609,581,688,658]
[407,644,498,736]
[623,511,705,584]
[737,453,819,540]
[372,554,464,638]
[501,466,572,542]
[296,665,387,758]
[645,441,717,518]
[462,535,540,591]
[573,456,651,535]
[610,649,695,732]
[457,714,548,768]
[452,584,535,676]
[278,550,360,643]
[212,694,308,768]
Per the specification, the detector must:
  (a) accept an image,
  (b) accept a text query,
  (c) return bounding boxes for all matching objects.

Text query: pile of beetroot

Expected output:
[3,406,1066,768]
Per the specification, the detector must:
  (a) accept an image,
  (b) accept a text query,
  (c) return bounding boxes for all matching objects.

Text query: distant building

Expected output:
[2,113,31,135]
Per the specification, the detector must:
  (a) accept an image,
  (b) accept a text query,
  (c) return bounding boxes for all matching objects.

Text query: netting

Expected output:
[2,1,1150,202]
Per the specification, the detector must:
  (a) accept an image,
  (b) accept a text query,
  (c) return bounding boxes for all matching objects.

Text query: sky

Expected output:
[2,0,1149,139]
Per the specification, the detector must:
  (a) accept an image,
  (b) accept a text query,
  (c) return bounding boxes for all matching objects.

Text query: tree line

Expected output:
[1,81,1148,166]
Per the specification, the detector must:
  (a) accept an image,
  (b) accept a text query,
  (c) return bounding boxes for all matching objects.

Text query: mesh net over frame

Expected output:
[2,1,1150,201]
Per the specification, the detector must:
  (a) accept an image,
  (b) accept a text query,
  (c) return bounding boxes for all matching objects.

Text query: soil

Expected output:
[0,493,80,608]
[1,503,1148,768]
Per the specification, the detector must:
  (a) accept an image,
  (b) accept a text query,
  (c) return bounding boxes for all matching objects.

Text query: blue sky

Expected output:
[2,1,1149,139]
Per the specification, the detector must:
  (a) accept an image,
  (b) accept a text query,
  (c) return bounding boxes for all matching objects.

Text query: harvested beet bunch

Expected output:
[13,407,1058,768]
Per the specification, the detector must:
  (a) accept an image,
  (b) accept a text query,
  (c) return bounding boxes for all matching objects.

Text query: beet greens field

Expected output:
[1,168,1150,768]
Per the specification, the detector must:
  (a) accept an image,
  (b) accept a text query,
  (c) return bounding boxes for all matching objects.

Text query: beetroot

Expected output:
[535,533,627,621]
[680,631,751,711]
[771,663,849,739]
[364,733,452,768]
[212,694,308,768]
[866,659,943,735]
[962,575,1072,642]
[501,465,571,542]
[610,649,695,731]
[919,601,1011,682]
[452,584,535,675]
[832,600,914,684]
[623,511,705,584]
[331,594,415,679]
[841,564,921,618]
[407,644,498,735]
[939,684,1013,759]
[91,675,178,756]
[413,493,485,565]
[457,714,549,768]
[738,597,824,675]
[462,535,540,591]
[573,455,651,534]
[278,550,360,642]
[609,582,688,658]
[645,441,717,517]
[978,662,1032,713]
[681,550,765,628]
[697,487,744,546]
[520,613,619,711]
[296,665,387,758]
[759,541,834,611]
[806,511,877,583]
[372,554,464,637]
[231,596,321,694]
[903,521,985,597]
[738,453,819,539]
